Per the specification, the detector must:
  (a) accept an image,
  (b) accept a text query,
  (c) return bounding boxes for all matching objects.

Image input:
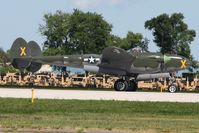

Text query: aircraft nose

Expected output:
[184,58,191,67]
[178,57,191,69]
[164,55,191,71]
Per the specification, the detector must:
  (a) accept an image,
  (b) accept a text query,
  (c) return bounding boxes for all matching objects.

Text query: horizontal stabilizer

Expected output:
[136,73,170,81]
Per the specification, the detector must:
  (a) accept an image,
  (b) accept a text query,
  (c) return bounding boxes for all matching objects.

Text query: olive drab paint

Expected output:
[10,37,191,81]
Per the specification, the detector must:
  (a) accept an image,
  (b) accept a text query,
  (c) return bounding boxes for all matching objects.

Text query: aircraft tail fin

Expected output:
[10,37,42,72]
[10,37,31,59]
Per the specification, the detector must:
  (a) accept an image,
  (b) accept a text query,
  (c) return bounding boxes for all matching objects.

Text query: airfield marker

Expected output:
[31,88,35,104]
[160,86,163,92]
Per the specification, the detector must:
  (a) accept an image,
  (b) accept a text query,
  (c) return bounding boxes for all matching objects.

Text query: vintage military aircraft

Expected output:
[10,37,191,92]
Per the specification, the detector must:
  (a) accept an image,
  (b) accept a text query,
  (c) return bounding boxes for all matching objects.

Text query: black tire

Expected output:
[168,84,178,93]
[126,80,138,91]
[114,79,128,91]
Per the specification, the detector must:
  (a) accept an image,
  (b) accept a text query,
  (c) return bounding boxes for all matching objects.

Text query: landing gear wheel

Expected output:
[168,84,178,93]
[126,80,138,91]
[114,79,128,91]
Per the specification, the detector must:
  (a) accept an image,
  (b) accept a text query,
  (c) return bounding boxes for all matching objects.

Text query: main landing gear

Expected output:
[114,78,138,91]
[168,77,178,93]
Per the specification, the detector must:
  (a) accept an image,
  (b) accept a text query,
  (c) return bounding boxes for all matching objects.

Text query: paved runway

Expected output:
[0,88,199,103]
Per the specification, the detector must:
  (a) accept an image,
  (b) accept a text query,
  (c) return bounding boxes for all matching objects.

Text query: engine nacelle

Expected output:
[84,65,99,72]
[84,65,126,75]
[136,73,170,81]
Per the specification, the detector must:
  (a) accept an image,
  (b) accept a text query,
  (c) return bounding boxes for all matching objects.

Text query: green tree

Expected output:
[39,11,71,55]
[68,9,112,54]
[0,48,10,66]
[40,9,112,55]
[107,32,149,51]
[125,32,149,51]
[107,34,126,48]
[145,13,196,57]
[0,48,16,73]
[0,66,16,73]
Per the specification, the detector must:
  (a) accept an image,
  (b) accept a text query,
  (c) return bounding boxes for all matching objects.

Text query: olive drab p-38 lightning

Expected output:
[10,37,191,92]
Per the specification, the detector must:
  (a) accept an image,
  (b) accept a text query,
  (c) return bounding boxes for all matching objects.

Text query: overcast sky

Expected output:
[0,0,198,59]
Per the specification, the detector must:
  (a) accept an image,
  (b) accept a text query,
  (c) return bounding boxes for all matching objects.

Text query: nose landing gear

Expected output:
[168,77,178,93]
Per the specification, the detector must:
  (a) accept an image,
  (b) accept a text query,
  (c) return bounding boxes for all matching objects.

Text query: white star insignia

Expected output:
[84,56,100,64]
[88,56,95,63]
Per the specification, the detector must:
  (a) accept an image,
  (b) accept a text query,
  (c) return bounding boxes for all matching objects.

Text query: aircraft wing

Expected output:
[99,46,135,70]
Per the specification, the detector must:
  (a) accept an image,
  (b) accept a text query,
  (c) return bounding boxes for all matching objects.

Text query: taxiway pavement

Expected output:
[0,88,199,103]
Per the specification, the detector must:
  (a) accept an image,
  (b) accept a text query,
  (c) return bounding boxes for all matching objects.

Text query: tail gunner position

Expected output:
[10,38,191,92]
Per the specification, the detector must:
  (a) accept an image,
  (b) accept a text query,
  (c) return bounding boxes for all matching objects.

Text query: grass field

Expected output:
[0,98,199,132]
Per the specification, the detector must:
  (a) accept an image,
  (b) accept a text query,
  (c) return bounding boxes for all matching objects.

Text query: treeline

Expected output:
[40,9,149,55]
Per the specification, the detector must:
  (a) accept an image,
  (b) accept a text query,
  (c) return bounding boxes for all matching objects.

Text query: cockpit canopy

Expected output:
[127,47,143,55]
